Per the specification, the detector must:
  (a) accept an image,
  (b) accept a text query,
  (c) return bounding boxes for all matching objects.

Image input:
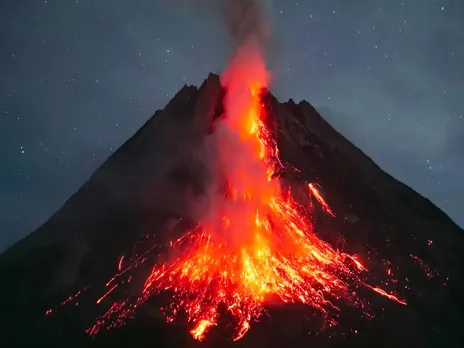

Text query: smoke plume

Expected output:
[221,0,271,52]
[188,0,272,55]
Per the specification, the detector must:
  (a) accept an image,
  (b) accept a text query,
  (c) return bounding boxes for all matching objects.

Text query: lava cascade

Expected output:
[81,43,406,342]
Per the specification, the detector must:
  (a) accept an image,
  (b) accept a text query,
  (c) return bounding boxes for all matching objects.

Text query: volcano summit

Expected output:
[1,70,463,348]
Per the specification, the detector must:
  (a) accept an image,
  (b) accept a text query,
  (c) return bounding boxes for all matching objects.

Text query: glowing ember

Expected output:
[308,183,335,217]
[71,44,407,341]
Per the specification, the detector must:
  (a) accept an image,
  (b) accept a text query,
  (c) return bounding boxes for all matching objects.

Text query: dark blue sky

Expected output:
[0,0,463,252]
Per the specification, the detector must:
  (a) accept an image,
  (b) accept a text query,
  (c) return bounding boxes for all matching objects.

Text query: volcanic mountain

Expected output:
[1,73,463,348]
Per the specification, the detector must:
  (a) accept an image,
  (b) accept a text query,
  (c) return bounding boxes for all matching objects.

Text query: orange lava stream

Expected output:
[143,195,367,341]
[134,45,405,341]
[80,45,406,341]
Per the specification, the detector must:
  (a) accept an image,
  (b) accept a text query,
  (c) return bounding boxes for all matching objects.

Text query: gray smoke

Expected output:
[188,0,272,54]
[221,0,271,50]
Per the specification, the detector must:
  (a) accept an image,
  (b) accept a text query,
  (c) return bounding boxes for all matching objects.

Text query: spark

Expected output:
[364,284,407,306]
[96,284,119,304]
[118,255,125,271]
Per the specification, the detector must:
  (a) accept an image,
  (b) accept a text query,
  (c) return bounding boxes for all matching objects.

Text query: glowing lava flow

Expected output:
[82,45,406,341]
[128,45,405,342]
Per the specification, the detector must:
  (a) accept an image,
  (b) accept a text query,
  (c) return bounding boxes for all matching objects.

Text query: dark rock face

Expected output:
[1,74,463,348]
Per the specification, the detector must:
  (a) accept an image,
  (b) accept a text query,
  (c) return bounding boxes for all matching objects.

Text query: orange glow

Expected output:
[82,43,406,341]
[308,183,335,217]
[132,44,406,341]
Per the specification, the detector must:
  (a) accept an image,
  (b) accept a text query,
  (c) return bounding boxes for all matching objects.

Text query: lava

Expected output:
[75,44,408,341]
[308,183,335,217]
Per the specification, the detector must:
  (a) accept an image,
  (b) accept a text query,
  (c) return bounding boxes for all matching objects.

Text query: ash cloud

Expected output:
[189,0,272,54]
[220,0,272,52]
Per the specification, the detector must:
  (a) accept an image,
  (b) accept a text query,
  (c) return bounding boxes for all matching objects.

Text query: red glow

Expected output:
[81,43,407,341]
[132,44,405,341]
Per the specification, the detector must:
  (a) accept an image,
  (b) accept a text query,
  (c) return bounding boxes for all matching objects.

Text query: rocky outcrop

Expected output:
[0,74,463,348]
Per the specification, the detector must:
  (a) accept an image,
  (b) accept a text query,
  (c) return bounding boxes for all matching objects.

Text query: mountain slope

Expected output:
[1,74,463,348]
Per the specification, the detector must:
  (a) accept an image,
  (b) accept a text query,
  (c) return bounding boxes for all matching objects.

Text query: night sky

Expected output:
[1,0,463,253]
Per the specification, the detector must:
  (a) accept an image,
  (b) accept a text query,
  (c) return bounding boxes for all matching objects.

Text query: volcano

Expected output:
[1,72,463,348]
